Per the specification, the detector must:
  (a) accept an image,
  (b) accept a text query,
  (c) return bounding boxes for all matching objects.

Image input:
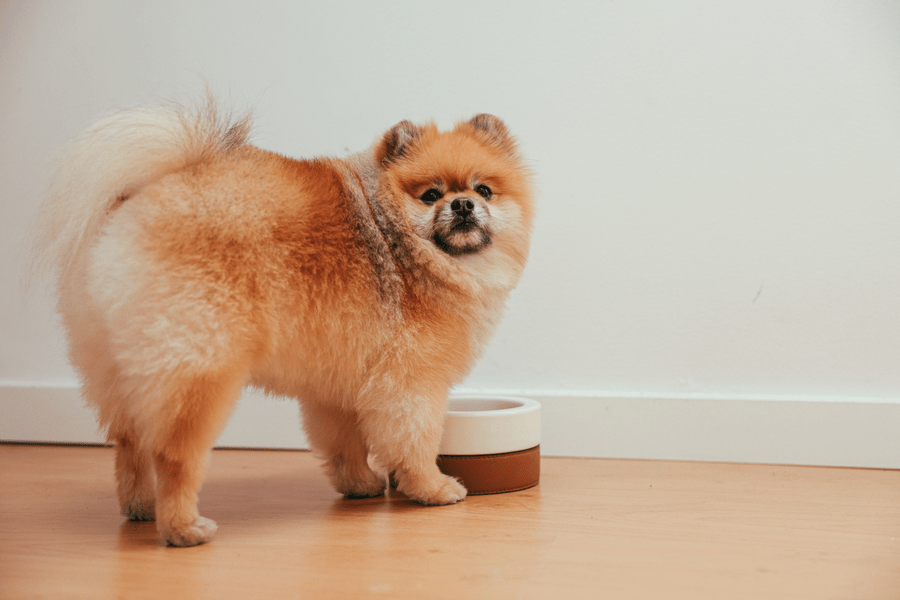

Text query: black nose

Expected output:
[451,198,474,216]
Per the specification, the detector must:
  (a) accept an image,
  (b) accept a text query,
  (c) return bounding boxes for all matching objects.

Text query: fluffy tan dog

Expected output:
[31,98,534,546]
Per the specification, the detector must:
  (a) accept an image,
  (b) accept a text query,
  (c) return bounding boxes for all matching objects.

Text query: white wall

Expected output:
[2,1,899,466]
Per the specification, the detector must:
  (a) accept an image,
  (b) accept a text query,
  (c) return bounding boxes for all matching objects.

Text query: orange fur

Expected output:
[31,98,534,546]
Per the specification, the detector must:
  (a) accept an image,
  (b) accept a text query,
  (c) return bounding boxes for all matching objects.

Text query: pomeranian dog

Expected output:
[30,97,534,546]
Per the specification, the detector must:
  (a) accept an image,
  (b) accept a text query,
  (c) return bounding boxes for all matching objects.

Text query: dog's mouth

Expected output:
[433,218,492,256]
[450,218,479,233]
[424,197,494,256]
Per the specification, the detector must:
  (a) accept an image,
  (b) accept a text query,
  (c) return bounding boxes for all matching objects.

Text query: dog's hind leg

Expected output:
[144,370,246,547]
[61,310,158,522]
[111,424,156,521]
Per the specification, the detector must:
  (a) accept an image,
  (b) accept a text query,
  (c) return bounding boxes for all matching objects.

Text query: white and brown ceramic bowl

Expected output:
[437,395,541,495]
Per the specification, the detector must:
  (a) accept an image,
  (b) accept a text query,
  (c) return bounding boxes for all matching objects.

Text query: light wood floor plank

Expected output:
[1,444,897,599]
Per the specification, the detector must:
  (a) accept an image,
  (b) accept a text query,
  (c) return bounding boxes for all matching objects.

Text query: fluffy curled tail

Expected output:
[29,95,251,288]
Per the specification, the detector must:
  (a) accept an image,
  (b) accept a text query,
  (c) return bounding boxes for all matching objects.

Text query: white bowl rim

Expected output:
[446,394,540,417]
[440,395,541,455]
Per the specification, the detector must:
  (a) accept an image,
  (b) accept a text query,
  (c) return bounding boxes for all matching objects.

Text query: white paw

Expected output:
[405,474,467,506]
[163,516,218,547]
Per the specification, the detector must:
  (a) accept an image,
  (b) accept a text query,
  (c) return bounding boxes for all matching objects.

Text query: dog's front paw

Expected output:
[122,499,156,522]
[339,472,387,499]
[161,516,218,547]
[404,473,467,506]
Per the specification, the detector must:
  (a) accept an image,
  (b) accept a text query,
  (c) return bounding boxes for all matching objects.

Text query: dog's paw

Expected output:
[123,500,156,522]
[405,474,467,506]
[162,516,218,547]
[338,472,387,499]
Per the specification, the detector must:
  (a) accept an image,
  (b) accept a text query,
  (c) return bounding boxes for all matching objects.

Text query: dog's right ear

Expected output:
[376,120,421,166]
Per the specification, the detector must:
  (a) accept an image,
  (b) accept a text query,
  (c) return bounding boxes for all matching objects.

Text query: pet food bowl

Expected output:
[437,395,541,495]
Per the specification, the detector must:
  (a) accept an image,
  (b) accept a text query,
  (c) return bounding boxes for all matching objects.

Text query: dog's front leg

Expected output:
[358,388,466,506]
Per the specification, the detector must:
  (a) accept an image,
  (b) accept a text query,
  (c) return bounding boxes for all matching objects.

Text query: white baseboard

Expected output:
[0,384,309,450]
[1,384,898,469]
[524,392,900,469]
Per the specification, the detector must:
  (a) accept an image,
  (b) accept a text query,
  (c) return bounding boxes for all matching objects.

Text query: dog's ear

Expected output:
[466,114,516,155]
[376,120,421,166]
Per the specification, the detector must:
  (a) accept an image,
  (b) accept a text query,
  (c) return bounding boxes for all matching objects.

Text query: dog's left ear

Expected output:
[466,114,517,155]
[376,120,421,166]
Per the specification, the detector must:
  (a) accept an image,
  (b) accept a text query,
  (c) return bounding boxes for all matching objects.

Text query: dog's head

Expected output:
[375,115,534,277]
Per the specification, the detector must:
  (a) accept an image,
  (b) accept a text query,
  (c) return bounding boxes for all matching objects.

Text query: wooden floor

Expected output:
[1,445,898,599]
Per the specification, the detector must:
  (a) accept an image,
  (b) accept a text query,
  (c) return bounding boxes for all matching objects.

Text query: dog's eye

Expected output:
[475,184,493,199]
[420,189,442,205]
